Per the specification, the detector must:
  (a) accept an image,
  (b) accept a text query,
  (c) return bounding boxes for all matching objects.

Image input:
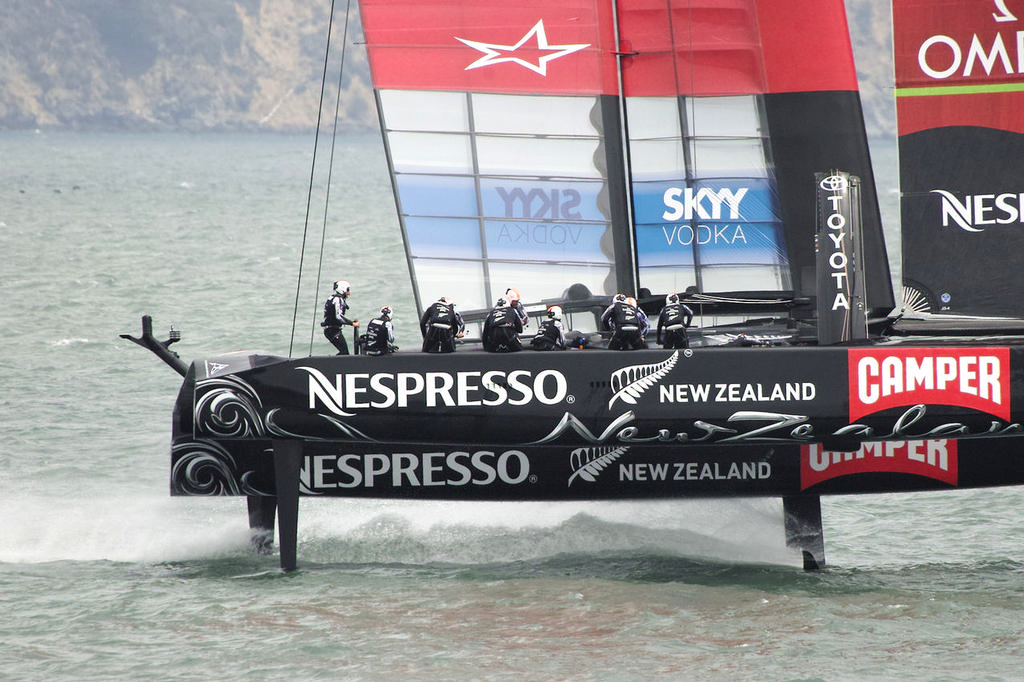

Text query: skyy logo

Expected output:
[932,190,1024,232]
[662,186,749,221]
[497,187,582,220]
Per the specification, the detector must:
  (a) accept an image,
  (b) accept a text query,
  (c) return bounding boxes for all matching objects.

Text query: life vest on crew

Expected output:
[610,301,639,330]
[322,294,348,327]
[531,318,565,350]
[428,301,455,328]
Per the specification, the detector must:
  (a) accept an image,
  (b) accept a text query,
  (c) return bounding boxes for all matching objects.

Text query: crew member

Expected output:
[601,293,644,350]
[505,288,528,328]
[657,292,694,349]
[420,297,464,353]
[482,297,524,352]
[530,305,567,351]
[627,296,650,344]
[322,279,359,355]
[363,305,397,355]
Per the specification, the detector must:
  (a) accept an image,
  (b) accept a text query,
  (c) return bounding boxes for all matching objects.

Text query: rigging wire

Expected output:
[309,0,355,356]
[289,0,354,358]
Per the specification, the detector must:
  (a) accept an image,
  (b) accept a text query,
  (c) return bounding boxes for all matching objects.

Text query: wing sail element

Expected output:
[359,0,892,319]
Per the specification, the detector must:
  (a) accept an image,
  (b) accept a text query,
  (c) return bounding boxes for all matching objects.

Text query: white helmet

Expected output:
[505,288,521,302]
[380,305,393,320]
[626,296,638,308]
[333,280,350,297]
[666,292,679,305]
[547,305,563,321]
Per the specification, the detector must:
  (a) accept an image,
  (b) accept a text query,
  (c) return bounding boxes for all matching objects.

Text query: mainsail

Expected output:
[896,0,1024,317]
[359,0,893,320]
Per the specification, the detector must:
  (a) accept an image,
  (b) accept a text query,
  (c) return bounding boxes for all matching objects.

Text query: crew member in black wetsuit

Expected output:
[363,305,396,355]
[505,288,528,328]
[482,297,524,352]
[601,293,645,350]
[420,297,464,353]
[322,279,359,354]
[530,305,567,350]
[657,292,694,349]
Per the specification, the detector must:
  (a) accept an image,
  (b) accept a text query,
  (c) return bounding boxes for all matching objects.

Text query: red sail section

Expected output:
[894,0,1024,136]
[362,0,860,97]
[359,0,619,94]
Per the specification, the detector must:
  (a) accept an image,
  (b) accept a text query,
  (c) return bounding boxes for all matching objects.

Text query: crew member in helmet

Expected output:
[601,293,644,350]
[482,297,524,352]
[657,292,694,349]
[530,305,567,351]
[505,288,528,328]
[626,296,650,343]
[420,296,464,353]
[364,305,397,356]
[321,279,359,354]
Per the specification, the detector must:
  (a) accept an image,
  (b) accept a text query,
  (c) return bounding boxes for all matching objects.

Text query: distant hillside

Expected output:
[0,0,895,136]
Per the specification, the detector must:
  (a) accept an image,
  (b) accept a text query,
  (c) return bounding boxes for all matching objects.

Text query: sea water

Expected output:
[1,131,1022,681]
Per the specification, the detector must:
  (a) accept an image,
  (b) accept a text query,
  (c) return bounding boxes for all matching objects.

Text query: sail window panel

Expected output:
[634,221,695,267]
[394,175,479,218]
[475,136,602,179]
[379,90,470,132]
[637,267,698,299]
[687,138,768,178]
[478,178,607,222]
[487,261,612,302]
[689,221,788,267]
[388,132,473,174]
[405,217,482,259]
[483,220,611,264]
[685,95,763,138]
[625,97,681,140]
[471,94,601,136]
[411,258,487,312]
[629,139,686,182]
[699,265,788,293]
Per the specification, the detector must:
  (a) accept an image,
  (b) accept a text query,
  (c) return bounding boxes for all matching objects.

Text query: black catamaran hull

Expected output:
[172,345,1024,500]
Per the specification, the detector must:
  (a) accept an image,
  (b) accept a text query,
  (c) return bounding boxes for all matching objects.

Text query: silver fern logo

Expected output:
[608,351,679,408]
[568,446,628,486]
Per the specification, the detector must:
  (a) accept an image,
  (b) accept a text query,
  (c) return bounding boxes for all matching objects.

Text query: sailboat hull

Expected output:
[170,344,1024,500]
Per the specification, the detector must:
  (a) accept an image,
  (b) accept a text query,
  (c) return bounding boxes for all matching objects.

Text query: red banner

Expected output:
[801,439,959,489]
[848,347,1010,422]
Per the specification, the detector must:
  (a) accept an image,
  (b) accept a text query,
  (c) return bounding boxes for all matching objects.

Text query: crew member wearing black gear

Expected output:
[482,298,523,352]
[322,279,359,355]
[657,293,694,349]
[530,305,567,351]
[420,297,464,353]
[601,293,644,350]
[364,305,397,355]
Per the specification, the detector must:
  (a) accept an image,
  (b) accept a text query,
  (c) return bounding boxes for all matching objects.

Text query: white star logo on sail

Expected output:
[455,20,589,76]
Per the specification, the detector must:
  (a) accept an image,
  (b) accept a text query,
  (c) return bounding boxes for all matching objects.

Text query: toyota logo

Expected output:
[819,175,848,192]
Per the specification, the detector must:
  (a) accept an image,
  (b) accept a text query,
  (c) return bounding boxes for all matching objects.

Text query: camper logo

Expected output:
[456,20,589,76]
[848,348,1009,421]
[801,439,958,489]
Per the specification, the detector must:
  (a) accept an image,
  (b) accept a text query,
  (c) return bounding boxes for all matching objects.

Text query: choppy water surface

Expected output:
[1,132,1022,681]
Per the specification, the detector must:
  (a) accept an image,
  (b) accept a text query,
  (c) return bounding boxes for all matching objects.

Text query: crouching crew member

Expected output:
[364,305,397,355]
[482,297,524,352]
[657,292,694,349]
[420,297,464,353]
[322,279,359,354]
[601,293,645,350]
[530,305,567,350]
